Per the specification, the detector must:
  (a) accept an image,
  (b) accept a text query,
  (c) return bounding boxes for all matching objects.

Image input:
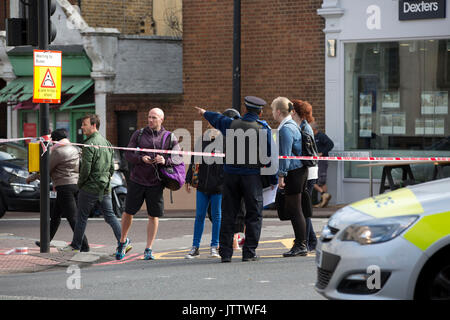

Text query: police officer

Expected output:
[195,96,277,262]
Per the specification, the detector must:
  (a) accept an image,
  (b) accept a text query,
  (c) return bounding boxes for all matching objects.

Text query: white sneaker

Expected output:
[59,245,79,253]
[185,246,199,259]
[210,247,220,258]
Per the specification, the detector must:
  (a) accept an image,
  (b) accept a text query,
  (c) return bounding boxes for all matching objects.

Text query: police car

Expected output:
[315,177,450,300]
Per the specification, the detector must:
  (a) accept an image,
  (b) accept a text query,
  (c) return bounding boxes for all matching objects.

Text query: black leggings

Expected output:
[284,167,308,243]
[51,184,89,250]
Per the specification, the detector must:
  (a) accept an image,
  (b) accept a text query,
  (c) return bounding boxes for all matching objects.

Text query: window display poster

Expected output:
[434,91,448,115]
[23,123,37,138]
[382,90,400,109]
[359,114,372,137]
[435,118,445,135]
[425,119,435,135]
[392,113,406,134]
[421,92,435,115]
[380,113,393,134]
[359,93,372,114]
[415,118,425,135]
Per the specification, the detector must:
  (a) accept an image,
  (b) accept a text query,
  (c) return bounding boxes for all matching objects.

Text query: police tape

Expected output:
[2,136,450,162]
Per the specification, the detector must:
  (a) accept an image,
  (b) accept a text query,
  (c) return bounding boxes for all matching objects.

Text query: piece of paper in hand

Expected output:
[263,185,278,207]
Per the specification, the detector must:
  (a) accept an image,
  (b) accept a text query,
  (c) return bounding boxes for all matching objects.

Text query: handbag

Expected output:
[156,131,186,191]
[275,188,291,221]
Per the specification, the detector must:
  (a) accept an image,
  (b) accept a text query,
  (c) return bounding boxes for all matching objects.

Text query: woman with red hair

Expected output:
[291,99,318,252]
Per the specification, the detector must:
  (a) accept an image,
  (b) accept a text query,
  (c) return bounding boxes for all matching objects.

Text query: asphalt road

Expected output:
[0,211,328,300]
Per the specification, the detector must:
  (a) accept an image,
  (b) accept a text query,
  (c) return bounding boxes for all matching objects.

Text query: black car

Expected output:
[0,142,44,218]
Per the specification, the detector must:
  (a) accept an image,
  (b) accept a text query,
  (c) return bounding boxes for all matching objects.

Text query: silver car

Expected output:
[315,178,450,300]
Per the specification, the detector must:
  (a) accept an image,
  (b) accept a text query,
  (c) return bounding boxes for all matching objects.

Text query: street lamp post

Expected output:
[38,0,50,253]
[232,0,241,113]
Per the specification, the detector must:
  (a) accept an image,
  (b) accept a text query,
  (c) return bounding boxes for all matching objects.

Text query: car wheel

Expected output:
[415,251,450,300]
[113,193,126,218]
[0,197,6,219]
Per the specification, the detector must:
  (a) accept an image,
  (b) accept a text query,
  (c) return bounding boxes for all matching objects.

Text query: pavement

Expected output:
[0,206,340,275]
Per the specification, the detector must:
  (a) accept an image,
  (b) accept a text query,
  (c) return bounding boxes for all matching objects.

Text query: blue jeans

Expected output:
[193,191,222,248]
[71,189,122,250]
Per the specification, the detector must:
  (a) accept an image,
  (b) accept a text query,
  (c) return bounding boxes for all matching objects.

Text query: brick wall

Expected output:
[106,94,183,146]
[182,0,325,131]
[80,0,153,35]
[102,0,325,144]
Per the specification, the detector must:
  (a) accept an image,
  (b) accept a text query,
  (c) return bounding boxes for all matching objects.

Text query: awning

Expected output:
[0,77,94,108]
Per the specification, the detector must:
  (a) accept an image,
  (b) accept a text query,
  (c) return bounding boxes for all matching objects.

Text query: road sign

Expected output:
[33,50,62,104]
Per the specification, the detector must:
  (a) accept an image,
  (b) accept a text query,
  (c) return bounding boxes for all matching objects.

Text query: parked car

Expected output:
[0,142,43,218]
[315,177,450,300]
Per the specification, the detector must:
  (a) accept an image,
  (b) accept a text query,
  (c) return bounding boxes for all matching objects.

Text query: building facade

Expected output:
[319,0,450,204]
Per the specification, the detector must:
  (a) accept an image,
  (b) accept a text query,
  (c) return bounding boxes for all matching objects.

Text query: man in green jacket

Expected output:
[62,114,131,253]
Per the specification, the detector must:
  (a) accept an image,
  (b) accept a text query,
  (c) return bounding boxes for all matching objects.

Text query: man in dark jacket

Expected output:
[311,122,334,208]
[195,96,278,263]
[61,114,124,252]
[116,108,181,261]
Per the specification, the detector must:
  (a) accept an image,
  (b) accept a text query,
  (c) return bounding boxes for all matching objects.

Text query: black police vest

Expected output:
[228,118,265,169]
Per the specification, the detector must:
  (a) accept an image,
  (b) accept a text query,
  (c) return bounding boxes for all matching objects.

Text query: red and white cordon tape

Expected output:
[1,135,450,162]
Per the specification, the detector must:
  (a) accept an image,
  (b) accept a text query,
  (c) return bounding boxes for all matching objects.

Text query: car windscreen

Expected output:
[0,144,27,160]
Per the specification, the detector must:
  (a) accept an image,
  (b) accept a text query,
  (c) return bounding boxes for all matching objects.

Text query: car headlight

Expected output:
[340,215,419,245]
[3,167,30,179]
[11,183,37,194]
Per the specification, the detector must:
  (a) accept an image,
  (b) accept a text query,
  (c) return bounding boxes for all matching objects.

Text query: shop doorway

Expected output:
[116,111,137,148]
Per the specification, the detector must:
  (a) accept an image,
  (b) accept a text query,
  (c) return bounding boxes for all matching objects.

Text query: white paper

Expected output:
[263,185,278,207]
[308,166,318,180]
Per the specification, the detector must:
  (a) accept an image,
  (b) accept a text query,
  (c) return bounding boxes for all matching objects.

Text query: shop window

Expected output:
[344,40,450,180]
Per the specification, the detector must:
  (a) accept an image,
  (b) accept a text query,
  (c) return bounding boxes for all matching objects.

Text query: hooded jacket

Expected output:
[49,139,80,187]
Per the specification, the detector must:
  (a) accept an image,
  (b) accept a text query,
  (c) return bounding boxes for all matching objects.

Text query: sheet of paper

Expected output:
[263,185,278,207]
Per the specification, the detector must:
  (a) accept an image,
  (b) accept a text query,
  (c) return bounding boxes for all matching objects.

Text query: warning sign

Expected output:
[33,50,62,104]
[41,69,56,88]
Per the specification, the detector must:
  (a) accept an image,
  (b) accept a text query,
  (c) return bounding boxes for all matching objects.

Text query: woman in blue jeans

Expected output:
[185,126,225,258]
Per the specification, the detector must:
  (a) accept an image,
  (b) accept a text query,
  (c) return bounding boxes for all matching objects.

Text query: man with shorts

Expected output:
[116,108,181,260]
[311,123,334,208]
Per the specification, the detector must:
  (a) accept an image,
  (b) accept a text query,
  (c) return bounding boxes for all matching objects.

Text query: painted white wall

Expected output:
[319,0,450,204]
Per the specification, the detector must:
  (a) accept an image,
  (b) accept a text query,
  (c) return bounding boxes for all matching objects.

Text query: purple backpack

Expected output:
[158,131,186,191]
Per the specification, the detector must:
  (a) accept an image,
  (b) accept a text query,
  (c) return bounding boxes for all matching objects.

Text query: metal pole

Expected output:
[38,0,50,253]
[232,0,241,113]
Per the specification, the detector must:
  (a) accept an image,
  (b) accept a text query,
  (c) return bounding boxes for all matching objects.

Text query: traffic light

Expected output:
[27,0,58,46]
[5,0,57,47]
[6,18,27,46]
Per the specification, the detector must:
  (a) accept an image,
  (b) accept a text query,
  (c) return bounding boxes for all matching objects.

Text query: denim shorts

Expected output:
[125,180,164,217]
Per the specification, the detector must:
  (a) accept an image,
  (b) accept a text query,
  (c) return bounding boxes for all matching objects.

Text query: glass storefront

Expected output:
[344,39,450,181]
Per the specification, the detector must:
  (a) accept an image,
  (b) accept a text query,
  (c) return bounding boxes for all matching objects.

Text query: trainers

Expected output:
[59,245,79,253]
[115,238,132,260]
[185,246,199,259]
[210,247,220,258]
[319,193,332,208]
[144,248,155,260]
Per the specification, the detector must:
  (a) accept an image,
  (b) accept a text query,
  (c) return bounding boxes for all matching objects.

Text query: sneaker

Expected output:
[144,248,155,260]
[59,245,79,253]
[115,238,132,260]
[210,247,220,258]
[185,246,199,259]
[320,193,332,208]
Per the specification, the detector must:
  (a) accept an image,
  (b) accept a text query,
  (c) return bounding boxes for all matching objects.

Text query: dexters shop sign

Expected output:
[399,0,446,20]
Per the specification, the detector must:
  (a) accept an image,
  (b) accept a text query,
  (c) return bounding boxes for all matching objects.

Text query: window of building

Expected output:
[344,39,450,180]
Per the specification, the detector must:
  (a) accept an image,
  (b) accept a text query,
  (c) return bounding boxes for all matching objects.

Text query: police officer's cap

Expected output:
[222,108,240,119]
[244,96,266,110]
